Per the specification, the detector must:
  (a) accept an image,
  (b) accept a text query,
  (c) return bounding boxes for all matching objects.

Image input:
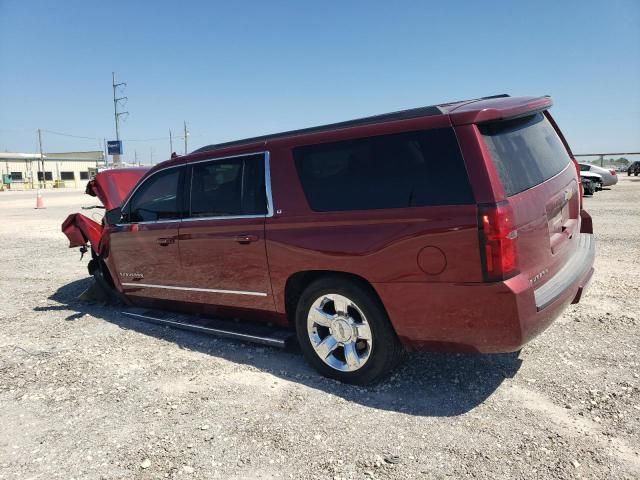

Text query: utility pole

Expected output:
[150,147,153,165]
[37,129,45,189]
[112,72,128,167]
[183,121,189,155]
[103,138,108,167]
[169,129,173,156]
[134,150,139,166]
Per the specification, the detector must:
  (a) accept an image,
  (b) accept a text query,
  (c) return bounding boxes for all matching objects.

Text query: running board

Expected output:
[121,308,295,348]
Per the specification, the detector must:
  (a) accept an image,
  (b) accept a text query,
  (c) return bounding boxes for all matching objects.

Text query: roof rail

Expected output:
[192,94,512,154]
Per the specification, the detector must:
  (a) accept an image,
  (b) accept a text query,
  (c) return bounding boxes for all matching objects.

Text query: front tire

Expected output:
[295,277,404,385]
[88,257,123,304]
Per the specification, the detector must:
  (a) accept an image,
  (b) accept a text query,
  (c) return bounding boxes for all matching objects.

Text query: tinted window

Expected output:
[60,171,75,180]
[128,167,182,222]
[579,164,590,172]
[480,113,571,196]
[189,154,267,217]
[294,128,473,212]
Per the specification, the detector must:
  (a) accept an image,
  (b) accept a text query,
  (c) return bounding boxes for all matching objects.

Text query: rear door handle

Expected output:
[234,234,259,244]
[157,237,175,246]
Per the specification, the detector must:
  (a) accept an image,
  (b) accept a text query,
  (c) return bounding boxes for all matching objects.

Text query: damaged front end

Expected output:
[61,168,149,288]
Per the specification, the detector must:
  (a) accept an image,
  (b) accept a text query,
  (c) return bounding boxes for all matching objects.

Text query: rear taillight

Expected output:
[478,202,519,282]
[609,169,617,176]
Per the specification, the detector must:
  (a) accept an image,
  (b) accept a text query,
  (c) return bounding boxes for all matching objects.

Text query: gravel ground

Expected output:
[0,178,639,480]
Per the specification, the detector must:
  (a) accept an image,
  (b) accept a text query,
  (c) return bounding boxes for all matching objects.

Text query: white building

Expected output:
[0,151,105,189]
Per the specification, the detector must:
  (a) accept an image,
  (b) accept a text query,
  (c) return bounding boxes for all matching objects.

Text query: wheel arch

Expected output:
[283,270,391,329]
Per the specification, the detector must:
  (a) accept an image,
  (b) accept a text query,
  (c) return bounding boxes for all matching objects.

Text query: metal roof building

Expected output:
[0,150,105,189]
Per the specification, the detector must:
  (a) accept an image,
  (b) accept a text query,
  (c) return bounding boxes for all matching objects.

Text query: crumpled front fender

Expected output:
[61,213,104,255]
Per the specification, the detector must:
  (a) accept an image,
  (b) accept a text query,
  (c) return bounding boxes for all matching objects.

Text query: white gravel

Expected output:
[0,178,639,479]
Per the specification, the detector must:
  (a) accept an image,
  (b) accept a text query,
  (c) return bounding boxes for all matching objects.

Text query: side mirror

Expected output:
[105,207,123,225]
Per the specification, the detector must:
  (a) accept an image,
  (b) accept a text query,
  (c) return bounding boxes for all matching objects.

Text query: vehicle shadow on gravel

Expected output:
[39,278,523,417]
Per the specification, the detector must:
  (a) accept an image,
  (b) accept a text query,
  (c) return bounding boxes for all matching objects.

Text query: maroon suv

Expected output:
[63,94,595,384]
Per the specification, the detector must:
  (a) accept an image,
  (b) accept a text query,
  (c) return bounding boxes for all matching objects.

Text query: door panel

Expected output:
[109,165,186,302]
[174,153,274,313]
[110,222,182,301]
[177,217,273,310]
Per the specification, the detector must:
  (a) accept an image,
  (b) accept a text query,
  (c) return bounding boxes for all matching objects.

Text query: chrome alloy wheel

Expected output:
[306,293,373,372]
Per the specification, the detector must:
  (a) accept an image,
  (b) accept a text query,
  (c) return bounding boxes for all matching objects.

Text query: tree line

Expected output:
[586,157,631,167]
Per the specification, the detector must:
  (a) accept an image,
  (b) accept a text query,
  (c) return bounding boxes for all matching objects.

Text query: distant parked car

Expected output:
[579,163,618,186]
[628,161,640,176]
[580,171,603,191]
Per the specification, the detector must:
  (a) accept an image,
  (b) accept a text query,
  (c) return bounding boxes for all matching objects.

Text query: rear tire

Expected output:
[295,276,404,385]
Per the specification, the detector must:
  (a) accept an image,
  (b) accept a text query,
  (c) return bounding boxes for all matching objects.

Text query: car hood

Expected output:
[86,167,149,210]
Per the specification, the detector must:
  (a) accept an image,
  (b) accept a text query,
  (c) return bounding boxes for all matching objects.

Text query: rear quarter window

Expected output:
[294,128,474,212]
[480,113,571,196]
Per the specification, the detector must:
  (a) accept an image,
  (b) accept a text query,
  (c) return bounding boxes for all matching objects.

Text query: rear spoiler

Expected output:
[448,96,553,126]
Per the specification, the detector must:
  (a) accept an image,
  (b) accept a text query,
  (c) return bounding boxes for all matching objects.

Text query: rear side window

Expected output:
[189,154,267,218]
[480,113,571,196]
[294,128,473,212]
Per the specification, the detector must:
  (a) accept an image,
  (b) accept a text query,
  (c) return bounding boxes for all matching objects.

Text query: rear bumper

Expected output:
[374,233,596,353]
[534,233,595,310]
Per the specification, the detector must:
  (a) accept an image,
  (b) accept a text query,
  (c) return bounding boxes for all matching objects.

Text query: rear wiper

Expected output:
[81,205,105,210]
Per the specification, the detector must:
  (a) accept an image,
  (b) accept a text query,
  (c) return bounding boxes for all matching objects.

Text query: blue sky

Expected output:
[1,0,638,164]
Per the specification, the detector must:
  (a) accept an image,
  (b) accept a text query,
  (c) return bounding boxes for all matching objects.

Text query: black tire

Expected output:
[295,276,404,385]
[89,257,124,304]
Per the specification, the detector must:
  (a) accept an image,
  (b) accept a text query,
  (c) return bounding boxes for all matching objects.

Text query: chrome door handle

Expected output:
[157,237,175,246]
[234,234,258,244]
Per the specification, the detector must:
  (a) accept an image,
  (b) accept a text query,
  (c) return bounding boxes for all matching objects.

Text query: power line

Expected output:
[11,127,199,143]
[40,129,101,140]
[124,135,180,142]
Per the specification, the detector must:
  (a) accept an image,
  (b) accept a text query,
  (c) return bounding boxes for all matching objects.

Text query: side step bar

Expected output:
[121,308,295,348]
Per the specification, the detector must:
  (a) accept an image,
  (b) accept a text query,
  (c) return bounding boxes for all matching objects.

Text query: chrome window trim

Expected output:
[121,282,268,297]
[117,219,181,226]
[264,151,274,218]
[181,214,266,223]
[117,150,274,227]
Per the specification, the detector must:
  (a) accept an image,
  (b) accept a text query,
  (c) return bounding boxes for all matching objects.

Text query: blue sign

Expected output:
[107,140,123,155]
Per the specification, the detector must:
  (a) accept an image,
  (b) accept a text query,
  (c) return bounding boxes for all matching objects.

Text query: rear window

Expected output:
[480,113,571,196]
[294,128,474,212]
